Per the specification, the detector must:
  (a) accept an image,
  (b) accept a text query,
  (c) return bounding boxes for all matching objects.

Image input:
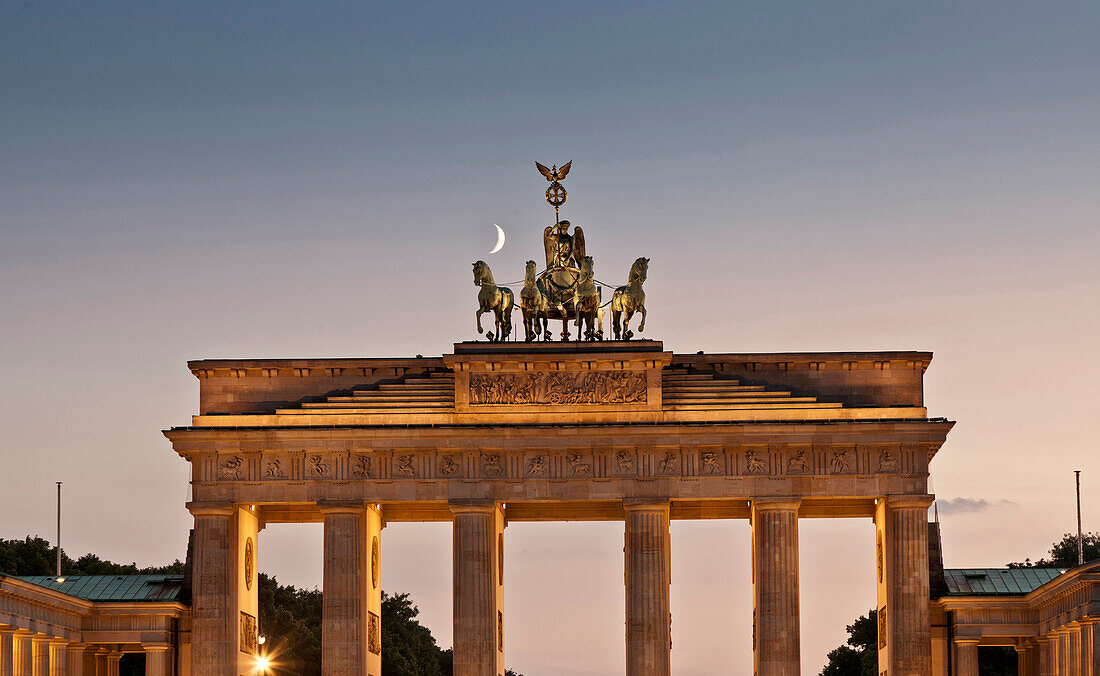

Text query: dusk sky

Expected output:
[2,2,1099,674]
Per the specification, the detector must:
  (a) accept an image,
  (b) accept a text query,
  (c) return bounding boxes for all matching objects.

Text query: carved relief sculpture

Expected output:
[525,455,547,477]
[787,450,810,474]
[745,450,768,474]
[308,455,330,479]
[439,455,460,477]
[616,450,636,474]
[700,451,722,475]
[567,454,592,477]
[368,612,381,655]
[396,454,417,478]
[482,454,503,478]
[263,459,286,479]
[656,452,678,475]
[877,449,899,473]
[217,456,243,480]
[351,456,372,479]
[469,370,647,406]
[830,450,851,474]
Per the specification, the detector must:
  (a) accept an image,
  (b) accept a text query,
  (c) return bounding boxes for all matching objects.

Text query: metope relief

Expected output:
[786,449,811,474]
[525,455,547,477]
[308,455,331,479]
[439,455,461,477]
[351,455,373,479]
[566,454,592,477]
[469,370,647,406]
[876,449,899,473]
[482,454,504,478]
[700,450,722,475]
[655,451,679,475]
[745,450,768,475]
[615,450,637,475]
[830,450,852,474]
[218,456,243,481]
[395,454,418,478]
[263,458,286,480]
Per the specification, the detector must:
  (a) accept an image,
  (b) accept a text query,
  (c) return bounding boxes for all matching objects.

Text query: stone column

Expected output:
[188,502,260,676]
[12,630,33,676]
[1016,642,1038,676]
[954,639,979,676]
[94,648,108,676]
[0,627,14,676]
[752,498,801,676]
[104,652,120,676]
[623,499,671,676]
[30,636,49,676]
[321,502,383,676]
[1038,635,1055,676]
[451,500,505,676]
[47,640,66,676]
[62,644,83,676]
[876,495,934,676]
[143,646,173,676]
[1070,624,1083,676]
[1080,619,1097,676]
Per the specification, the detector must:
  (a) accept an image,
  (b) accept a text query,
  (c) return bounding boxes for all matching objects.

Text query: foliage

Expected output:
[257,574,323,676]
[819,610,877,676]
[0,536,184,576]
[1007,532,1100,568]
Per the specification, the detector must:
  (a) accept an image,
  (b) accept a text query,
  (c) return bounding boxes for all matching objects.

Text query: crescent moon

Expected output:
[489,223,506,254]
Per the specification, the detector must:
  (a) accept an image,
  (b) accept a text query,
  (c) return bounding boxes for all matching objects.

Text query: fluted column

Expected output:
[1081,619,1097,676]
[0,627,14,676]
[12,630,33,676]
[143,646,172,676]
[876,495,934,676]
[624,499,671,676]
[1017,642,1038,676]
[954,639,979,676]
[451,500,505,676]
[752,498,801,676]
[94,648,108,676]
[62,644,83,676]
[46,640,65,676]
[321,502,383,676]
[29,636,48,676]
[1039,635,1055,676]
[1070,624,1083,676]
[104,652,120,676]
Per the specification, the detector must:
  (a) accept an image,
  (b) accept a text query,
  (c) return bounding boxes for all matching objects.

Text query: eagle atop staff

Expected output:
[535,160,571,182]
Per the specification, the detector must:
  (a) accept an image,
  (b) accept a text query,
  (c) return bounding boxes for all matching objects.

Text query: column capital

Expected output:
[142,644,172,652]
[885,494,935,510]
[317,500,366,515]
[751,497,801,512]
[186,501,236,517]
[449,498,499,515]
[623,498,670,513]
[954,638,982,646]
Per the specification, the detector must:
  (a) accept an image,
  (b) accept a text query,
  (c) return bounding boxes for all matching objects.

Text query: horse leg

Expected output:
[476,308,484,335]
[623,309,634,340]
[638,305,646,333]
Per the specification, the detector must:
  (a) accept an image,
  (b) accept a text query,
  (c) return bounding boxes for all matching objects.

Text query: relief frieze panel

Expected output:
[468,370,647,406]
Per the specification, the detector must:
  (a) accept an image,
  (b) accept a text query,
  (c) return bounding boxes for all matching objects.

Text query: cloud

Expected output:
[936,497,1017,516]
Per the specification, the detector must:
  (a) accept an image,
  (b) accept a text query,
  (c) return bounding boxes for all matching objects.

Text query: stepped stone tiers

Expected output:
[165,341,954,676]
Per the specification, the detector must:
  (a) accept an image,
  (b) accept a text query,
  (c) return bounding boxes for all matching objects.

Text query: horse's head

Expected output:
[525,260,537,280]
[472,260,489,286]
[580,255,595,281]
[629,257,649,284]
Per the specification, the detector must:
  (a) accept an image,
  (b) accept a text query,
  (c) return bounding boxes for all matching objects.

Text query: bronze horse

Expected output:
[612,257,648,340]
[573,256,603,341]
[519,260,551,341]
[472,260,514,342]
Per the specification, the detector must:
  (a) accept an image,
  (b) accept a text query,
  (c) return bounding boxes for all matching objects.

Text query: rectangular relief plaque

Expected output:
[469,371,647,405]
[240,611,258,654]
[368,611,381,655]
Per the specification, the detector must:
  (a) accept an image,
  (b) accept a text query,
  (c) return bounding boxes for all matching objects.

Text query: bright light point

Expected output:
[258,635,266,645]
[55,577,65,583]
[255,656,270,672]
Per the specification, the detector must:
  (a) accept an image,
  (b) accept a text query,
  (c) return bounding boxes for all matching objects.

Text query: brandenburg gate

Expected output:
[164,163,953,675]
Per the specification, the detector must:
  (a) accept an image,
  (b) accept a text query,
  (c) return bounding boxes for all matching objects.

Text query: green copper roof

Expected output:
[15,575,185,602]
[943,568,1064,596]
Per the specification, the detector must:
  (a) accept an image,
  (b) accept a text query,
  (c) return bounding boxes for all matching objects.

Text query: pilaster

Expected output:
[1080,619,1097,676]
[752,498,801,676]
[876,495,934,676]
[142,646,173,676]
[451,500,505,676]
[62,644,83,676]
[623,499,671,676]
[47,640,66,676]
[104,652,120,676]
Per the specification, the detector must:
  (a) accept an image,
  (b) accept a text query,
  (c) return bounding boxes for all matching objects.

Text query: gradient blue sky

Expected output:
[2,2,1099,674]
